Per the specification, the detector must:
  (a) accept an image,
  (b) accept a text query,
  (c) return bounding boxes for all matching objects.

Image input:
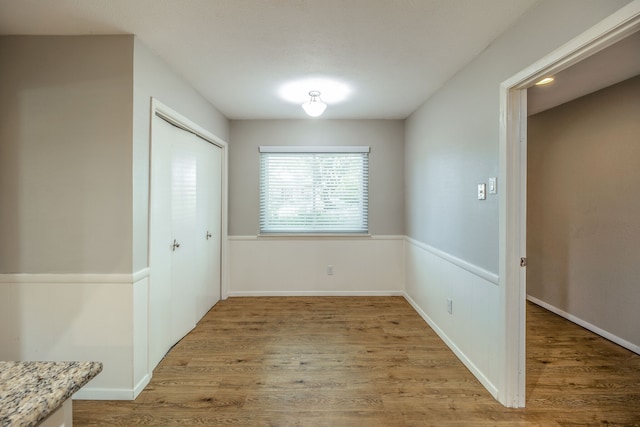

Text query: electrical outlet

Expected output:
[447,298,453,315]
[327,265,333,275]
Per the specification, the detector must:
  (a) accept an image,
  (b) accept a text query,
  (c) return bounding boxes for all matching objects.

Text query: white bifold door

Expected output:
[150,115,222,369]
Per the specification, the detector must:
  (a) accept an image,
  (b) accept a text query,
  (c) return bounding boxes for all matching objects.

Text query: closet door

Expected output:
[150,113,224,367]
[149,117,174,368]
[195,141,222,320]
[170,133,199,345]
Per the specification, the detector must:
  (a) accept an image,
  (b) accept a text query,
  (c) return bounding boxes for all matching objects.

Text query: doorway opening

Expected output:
[499,2,640,408]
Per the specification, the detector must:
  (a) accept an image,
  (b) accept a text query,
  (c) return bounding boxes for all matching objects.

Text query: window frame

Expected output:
[258,146,371,236]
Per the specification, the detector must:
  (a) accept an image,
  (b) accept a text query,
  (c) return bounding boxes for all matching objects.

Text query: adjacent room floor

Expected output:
[74,297,640,426]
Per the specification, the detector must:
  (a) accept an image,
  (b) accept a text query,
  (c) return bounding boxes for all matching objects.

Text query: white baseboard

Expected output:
[72,373,150,400]
[527,295,640,355]
[228,290,405,297]
[73,387,136,401]
[403,292,499,399]
[133,373,151,399]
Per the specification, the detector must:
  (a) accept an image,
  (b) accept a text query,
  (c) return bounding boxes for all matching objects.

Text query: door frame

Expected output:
[150,98,230,300]
[499,1,640,408]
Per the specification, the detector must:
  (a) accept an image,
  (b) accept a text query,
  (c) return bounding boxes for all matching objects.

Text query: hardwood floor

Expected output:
[74,297,640,426]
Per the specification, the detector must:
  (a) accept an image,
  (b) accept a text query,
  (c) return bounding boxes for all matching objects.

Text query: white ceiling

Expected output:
[0,0,540,119]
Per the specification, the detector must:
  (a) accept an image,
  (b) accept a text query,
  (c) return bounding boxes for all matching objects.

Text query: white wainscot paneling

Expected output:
[0,270,150,400]
[228,236,404,296]
[132,273,150,398]
[403,238,500,399]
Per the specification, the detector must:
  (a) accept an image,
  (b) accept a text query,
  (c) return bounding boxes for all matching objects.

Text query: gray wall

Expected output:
[404,0,632,274]
[0,35,230,275]
[527,75,640,347]
[132,38,229,272]
[0,35,134,274]
[229,119,404,236]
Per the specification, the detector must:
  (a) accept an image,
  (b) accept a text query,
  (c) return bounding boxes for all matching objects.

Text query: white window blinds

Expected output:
[259,146,370,234]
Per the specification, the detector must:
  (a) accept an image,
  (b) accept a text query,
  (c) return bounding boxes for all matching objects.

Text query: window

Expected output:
[259,146,370,234]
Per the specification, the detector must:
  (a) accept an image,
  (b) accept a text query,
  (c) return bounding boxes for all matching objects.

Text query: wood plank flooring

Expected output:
[73,297,640,426]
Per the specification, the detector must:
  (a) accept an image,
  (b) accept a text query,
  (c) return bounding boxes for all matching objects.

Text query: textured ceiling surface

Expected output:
[0,0,540,119]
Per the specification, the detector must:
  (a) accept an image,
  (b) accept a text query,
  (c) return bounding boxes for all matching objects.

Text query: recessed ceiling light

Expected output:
[535,77,555,86]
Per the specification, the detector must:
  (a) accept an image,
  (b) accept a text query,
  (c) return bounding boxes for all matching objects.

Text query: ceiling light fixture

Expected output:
[535,77,555,86]
[302,91,327,117]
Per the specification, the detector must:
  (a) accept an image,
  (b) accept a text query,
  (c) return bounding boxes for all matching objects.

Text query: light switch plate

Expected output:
[478,183,486,200]
[488,177,497,194]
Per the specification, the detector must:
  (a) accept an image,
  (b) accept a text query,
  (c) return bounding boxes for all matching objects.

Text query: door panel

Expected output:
[170,133,199,345]
[209,143,222,308]
[195,141,222,320]
[149,118,174,368]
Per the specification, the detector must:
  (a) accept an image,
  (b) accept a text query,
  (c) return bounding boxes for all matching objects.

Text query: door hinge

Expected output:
[520,257,527,267]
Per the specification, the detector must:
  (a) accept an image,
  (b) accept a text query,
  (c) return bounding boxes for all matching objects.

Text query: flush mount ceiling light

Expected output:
[535,77,555,86]
[302,91,327,117]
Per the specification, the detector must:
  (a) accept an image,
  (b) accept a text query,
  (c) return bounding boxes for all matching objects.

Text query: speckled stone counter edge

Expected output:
[0,361,103,427]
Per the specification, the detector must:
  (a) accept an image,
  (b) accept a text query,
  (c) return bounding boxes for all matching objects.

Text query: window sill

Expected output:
[257,233,372,238]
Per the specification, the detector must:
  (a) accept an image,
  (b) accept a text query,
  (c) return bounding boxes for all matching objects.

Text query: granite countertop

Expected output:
[0,361,102,427]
